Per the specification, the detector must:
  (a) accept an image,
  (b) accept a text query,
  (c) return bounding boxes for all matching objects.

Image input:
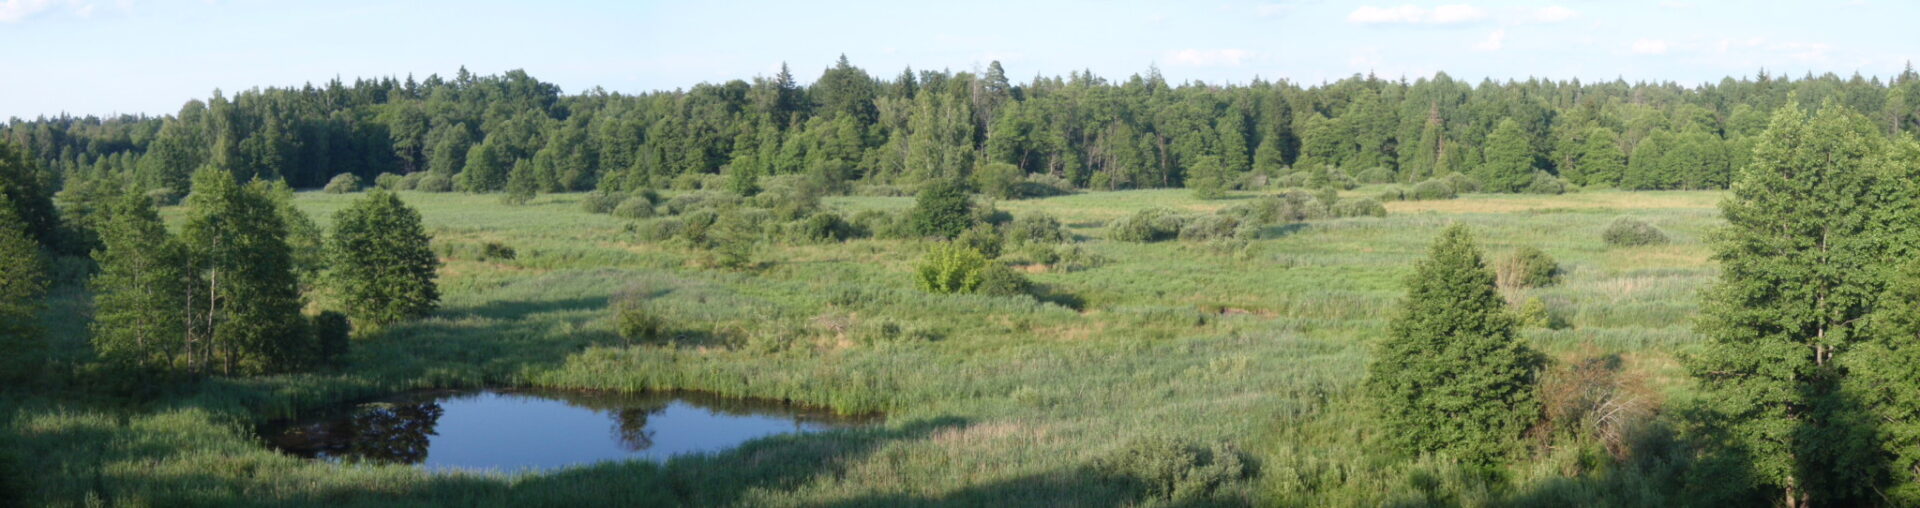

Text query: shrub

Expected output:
[1411,179,1457,200]
[634,217,687,242]
[955,224,1004,258]
[1524,171,1571,195]
[395,172,425,191]
[312,310,350,365]
[1006,212,1068,244]
[795,212,856,243]
[663,191,740,215]
[1602,217,1667,247]
[909,179,976,238]
[850,209,911,239]
[1096,436,1248,502]
[915,242,990,294]
[581,190,622,214]
[323,173,362,193]
[1496,246,1560,289]
[479,241,516,261]
[974,162,1025,200]
[1051,244,1106,272]
[373,172,403,190]
[1274,171,1311,188]
[415,173,454,193]
[1109,207,1184,243]
[1178,215,1241,242]
[1377,186,1410,202]
[1330,197,1388,218]
[612,196,657,219]
[1514,296,1567,330]
[973,262,1032,297]
[1018,173,1075,198]
[614,300,666,344]
[1441,172,1482,193]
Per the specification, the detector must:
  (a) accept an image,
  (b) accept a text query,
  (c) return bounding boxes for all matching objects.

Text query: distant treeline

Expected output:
[8,58,1920,197]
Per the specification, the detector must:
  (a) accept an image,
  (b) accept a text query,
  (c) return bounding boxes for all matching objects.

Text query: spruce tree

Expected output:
[1476,118,1534,193]
[182,167,311,374]
[90,192,189,372]
[1366,224,1539,464]
[0,195,47,385]
[327,190,440,327]
[1691,102,1912,506]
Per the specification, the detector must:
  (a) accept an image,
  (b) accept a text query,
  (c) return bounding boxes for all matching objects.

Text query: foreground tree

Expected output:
[328,189,440,326]
[0,196,47,385]
[1366,224,1539,464]
[1690,102,1914,506]
[182,167,311,374]
[90,193,189,372]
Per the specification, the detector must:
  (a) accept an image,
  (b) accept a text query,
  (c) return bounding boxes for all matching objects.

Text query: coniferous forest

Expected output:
[9,56,1920,506]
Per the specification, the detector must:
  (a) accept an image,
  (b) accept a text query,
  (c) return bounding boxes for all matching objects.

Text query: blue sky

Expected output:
[1,0,1914,118]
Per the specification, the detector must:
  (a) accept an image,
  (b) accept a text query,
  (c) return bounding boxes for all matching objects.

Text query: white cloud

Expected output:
[0,0,96,22]
[1166,48,1253,67]
[1348,4,1487,25]
[1631,39,1670,55]
[1520,6,1577,23]
[1473,29,1506,51]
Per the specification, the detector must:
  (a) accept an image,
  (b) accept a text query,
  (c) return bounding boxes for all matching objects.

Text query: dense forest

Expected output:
[9,58,1920,208]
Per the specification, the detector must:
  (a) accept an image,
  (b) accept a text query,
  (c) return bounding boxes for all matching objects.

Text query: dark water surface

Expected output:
[266,389,874,472]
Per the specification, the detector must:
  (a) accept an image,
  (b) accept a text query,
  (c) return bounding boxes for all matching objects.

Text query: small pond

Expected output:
[266,389,875,472]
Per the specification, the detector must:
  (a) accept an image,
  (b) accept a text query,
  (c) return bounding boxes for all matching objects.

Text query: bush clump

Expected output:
[612,196,657,219]
[1177,215,1241,242]
[973,262,1032,297]
[909,179,976,239]
[479,241,516,261]
[614,300,666,344]
[1096,436,1248,502]
[581,190,622,214]
[1005,212,1068,244]
[795,212,857,243]
[415,173,454,193]
[1330,197,1388,218]
[1109,207,1185,243]
[1602,217,1667,247]
[373,172,403,190]
[1411,179,1458,200]
[1496,246,1560,289]
[323,173,362,193]
[1355,167,1396,184]
[915,242,990,294]
[955,224,1004,258]
[1524,171,1571,195]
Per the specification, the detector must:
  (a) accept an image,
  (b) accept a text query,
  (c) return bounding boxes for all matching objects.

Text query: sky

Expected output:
[1,0,1915,118]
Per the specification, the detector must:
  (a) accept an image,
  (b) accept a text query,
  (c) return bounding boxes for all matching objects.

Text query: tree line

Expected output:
[8,59,1920,209]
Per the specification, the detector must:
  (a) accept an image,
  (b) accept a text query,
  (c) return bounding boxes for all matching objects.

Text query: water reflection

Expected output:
[266,389,874,472]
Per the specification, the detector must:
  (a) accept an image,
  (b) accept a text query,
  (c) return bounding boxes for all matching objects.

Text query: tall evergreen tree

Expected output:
[327,190,441,327]
[89,192,189,372]
[0,195,47,385]
[1366,224,1540,464]
[1690,102,1912,506]
[1476,118,1534,193]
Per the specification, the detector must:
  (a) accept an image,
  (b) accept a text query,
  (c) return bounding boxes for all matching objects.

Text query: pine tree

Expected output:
[327,189,440,327]
[0,195,47,385]
[182,167,311,375]
[1366,224,1540,464]
[1691,102,1912,506]
[1476,118,1534,193]
[90,192,189,372]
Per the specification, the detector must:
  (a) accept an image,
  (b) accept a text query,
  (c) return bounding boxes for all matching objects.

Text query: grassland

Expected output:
[3,187,1727,506]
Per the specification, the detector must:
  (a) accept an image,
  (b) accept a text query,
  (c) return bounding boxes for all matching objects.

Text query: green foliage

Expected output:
[795,212,857,243]
[612,196,657,219]
[955,224,1003,258]
[580,190,622,214]
[908,179,974,239]
[1187,156,1229,199]
[182,167,312,375]
[1005,212,1068,245]
[1367,225,1540,464]
[1496,246,1559,289]
[1411,179,1458,200]
[1108,207,1184,243]
[414,173,454,193]
[1477,119,1536,193]
[1689,102,1915,505]
[1601,217,1667,247]
[373,173,403,190]
[1330,197,1388,218]
[327,190,441,327]
[0,196,47,385]
[973,162,1024,200]
[914,242,990,294]
[972,262,1032,297]
[322,173,362,193]
[614,300,666,344]
[1523,172,1570,195]
[1096,436,1248,502]
[312,310,351,366]
[89,193,188,373]
[479,241,516,261]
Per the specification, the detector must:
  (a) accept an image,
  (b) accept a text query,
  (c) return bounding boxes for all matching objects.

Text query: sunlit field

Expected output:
[9,187,1725,506]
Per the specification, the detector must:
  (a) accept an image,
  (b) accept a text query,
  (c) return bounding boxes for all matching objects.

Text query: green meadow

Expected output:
[6,187,1725,506]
